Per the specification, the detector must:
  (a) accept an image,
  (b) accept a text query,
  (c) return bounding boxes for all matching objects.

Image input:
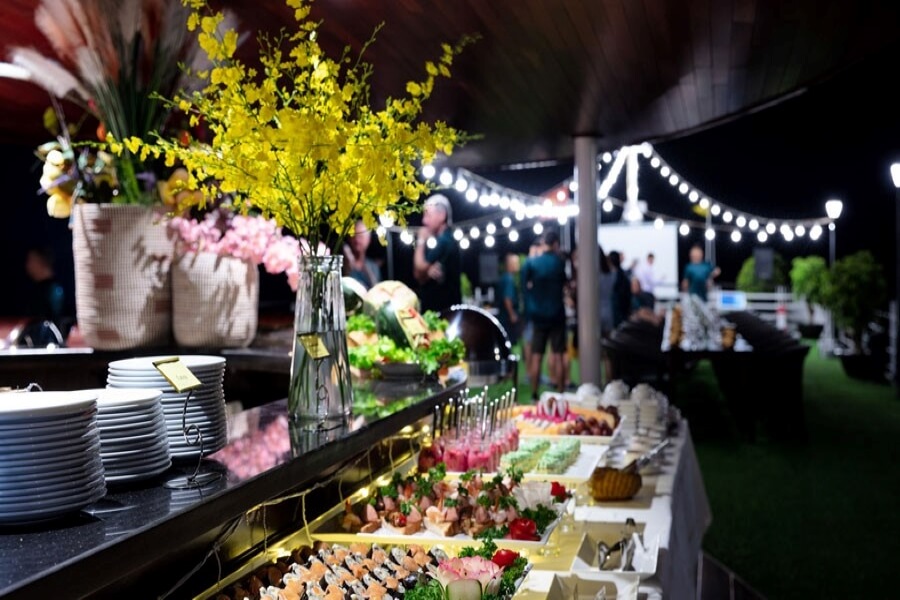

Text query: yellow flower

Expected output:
[46,191,72,218]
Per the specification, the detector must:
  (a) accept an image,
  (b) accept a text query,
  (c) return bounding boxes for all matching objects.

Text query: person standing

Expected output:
[343,219,381,288]
[495,252,521,345]
[608,250,633,328]
[633,252,662,309]
[520,238,544,383]
[681,244,721,302]
[520,230,567,398]
[413,194,461,312]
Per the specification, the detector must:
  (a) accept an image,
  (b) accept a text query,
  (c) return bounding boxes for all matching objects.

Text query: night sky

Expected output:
[2,42,899,317]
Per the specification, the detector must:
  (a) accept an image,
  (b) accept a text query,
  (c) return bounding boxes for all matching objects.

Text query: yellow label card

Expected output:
[298,333,330,359]
[153,357,203,392]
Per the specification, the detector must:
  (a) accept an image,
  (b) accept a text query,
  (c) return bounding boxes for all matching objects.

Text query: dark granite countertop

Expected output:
[0,373,465,599]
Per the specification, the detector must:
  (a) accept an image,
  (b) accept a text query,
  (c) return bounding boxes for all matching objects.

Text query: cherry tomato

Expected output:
[491,549,520,569]
[551,481,569,501]
[508,517,539,541]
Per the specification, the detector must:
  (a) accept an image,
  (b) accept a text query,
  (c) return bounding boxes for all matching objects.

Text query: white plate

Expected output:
[169,438,227,457]
[100,427,167,444]
[98,410,166,426]
[0,471,105,504]
[0,390,98,420]
[0,412,95,435]
[101,449,170,468]
[0,482,106,522]
[90,387,163,407]
[108,355,226,371]
[0,461,102,491]
[100,439,168,458]
[103,455,171,474]
[0,436,100,462]
[0,428,97,450]
[105,461,172,483]
[98,401,165,416]
[0,449,102,476]
[167,432,227,448]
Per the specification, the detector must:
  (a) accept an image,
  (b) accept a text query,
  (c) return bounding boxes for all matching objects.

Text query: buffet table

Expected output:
[0,374,466,599]
[515,419,711,600]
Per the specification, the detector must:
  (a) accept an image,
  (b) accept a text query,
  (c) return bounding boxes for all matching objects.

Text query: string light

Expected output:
[454,177,468,192]
[453,229,464,241]
[533,222,544,235]
[421,164,436,179]
[757,231,768,243]
[469,226,480,239]
[689,191,699,203]
[465,188,478,202]
[765,222,776,235]
[484,235,495,248]
[439,169,453,186]
[730,230,742,243]
[654,217,664,229]
[810,224,823,240]
[485,223,496,235]
[509,230,519,242]
[602,199,614,212]
[795,224,806,237]
[699,197,710,209]
[710,204,721,216]
[749,219,759,231]
[736,215,747,228]
[501,216,512,228]
[722,211,733,223]
[400,230,413,245]
[459,238,470,250]
[704,228,716,241]
[679,223,690,236]
[426,237,437,249]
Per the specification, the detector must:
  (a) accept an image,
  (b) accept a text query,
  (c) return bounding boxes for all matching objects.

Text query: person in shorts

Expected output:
[520,230,567,399]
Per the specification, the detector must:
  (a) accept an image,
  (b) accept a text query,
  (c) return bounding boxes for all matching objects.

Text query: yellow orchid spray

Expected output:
[119,0,472,255]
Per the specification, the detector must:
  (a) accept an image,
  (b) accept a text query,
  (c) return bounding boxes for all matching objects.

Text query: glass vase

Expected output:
[288,255,353,429]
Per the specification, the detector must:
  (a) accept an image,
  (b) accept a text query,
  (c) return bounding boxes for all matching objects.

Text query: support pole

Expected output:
[575,136,601,386]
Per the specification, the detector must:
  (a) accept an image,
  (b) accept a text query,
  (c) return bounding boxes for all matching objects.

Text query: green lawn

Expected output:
[506,343,900,597]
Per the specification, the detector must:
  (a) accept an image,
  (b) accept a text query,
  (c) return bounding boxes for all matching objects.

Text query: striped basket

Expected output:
[72,204,175,350]
[172,251,259,348]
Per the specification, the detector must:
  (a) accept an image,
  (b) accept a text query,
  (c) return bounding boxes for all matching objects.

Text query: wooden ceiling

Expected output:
[2,0,900,167]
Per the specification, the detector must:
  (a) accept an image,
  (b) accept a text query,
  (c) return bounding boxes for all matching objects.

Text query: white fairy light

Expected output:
[439,169,453,187]
[533,222,544,235]
[486,223,496,235]
[459,238,470,250]
[602,152,612,163]
[426,237,437,249]
[679,223,690,236]
[765,222,776,235]
[379,213,395,227]
[810,224,823,240]
[375,225,386,238]
[465,188,478,202]
[668,174,679,186]
[556,190,567,201]
[704,228,716,241]
[650,157,661,168]
[454,177,468,192]
[515,211,525,221]
[722,211,733,223]
[421,164,436,179]
[783,229,794,242]
[639,143,653,157]
[569,181,578,192]
[509,229,519,242]
[795,224,806,237]
[757,231,768,243]
[484,235,495,248]
[736,215,747,228]
[654,217,664,229]
[488,192,500,206]
[499,196,511,210]
[678,182,689,194]
[780,224,791,236]
[699,197,710,209]
[602,199,614,212]
[478,193,490,207]
[501,216,512,228]
[730,230,742,243]
[557,215,567,225]
[710,204,721,216]
[400,230,414,245]
[660,166,671,177]
[688,191,700,203]
[469,226,480,239]
[453,229,464,241]
[749,219,759,231]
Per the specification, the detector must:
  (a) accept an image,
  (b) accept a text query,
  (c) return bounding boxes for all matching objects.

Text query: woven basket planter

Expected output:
[72,204,175,350]
[172,251,259,348]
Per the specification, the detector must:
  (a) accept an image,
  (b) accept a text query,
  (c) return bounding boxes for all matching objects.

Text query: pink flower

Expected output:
[428,556,503,596]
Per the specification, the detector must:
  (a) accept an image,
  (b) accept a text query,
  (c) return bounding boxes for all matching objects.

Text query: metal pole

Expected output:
[829,223,836,266]
[386,230,395,280]
[575,136,601,386]
[705,211,714,265]
[895,190,900,394]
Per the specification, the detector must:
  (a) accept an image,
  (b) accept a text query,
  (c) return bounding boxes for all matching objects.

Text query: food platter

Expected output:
[448,443,608,485]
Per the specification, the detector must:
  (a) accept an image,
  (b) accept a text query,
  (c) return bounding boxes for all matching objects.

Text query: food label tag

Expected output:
[396,308,429,349]
[298,333,330,359]
[152,357,203,392]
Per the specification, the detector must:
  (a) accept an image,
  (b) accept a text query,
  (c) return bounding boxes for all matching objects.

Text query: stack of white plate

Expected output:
[106,355,227,459]
[93,388,171,483]
[0,391,106,524]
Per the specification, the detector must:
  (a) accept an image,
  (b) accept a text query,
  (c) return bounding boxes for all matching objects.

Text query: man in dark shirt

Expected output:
[413,194,461,312]
[520,230,567,397]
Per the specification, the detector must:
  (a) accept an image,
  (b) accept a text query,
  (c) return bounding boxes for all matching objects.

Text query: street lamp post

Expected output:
[890,164,900,393]
[825,199,843,266]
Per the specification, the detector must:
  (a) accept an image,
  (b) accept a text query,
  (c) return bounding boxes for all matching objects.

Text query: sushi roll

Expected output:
[390,547,408,565]
[428,548,449,563]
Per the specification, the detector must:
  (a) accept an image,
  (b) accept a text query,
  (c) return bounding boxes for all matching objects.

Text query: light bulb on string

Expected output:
[488,192,500,206]
[689,191,699,203]
[810,224,823,240]
[678,182,689,194]
[509,229,519,242]
[478,193,490,207]
[421,164,436,179]
[460,238,470,250]
[679,223,690,236]
[556,190,567,201]
[602,199,613,212]
[557,215,567,225]
[515,211,525,221]
[705,228,715,241]
[699,197,710,209]
[749,219,759,231]
[499,196,511,210]
[736,215,747,228]
[757,231,768,243]
[723,211,733,223]
[650,157,661,168]
[375,225,386,238]
[765,222,776,235]
[439,169,453,187]
[569,181,578,192]
[484,235,495,248]
[454,177,468,192]
[379,213,395,227]
[486,223,496,235]
[453,229,464,241]
[602,152,612,163]
[533,222,544,235]
[783,229,794,242]
[654,217,664,229]
[710,204,721,216]
[426,237,437,249]
[469,226,480,239]
[400,230,414,245]
[795,224,806,237]
[660,166,671,177]
[730,230,742,243]
[668,174,679,186]
[465,188,478,202]
[780,224,791,237]
[501,216,512,228]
